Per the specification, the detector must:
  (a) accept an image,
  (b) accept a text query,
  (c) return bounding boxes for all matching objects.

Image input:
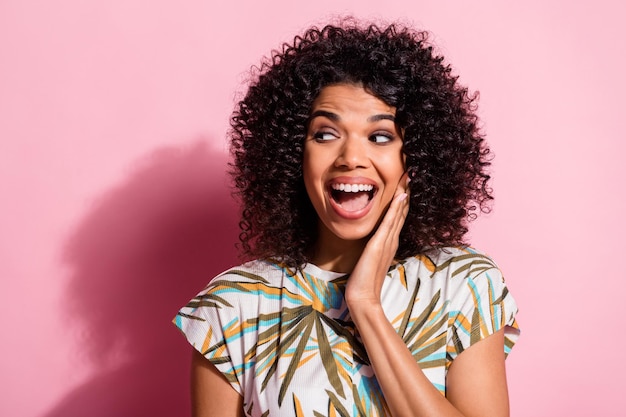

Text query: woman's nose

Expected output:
[334,135,368,169]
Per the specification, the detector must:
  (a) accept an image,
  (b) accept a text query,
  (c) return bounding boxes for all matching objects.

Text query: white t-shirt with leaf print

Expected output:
[174,246,520,417]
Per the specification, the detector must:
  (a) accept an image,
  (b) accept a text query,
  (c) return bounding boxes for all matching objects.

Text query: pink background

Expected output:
[1,1,624,416]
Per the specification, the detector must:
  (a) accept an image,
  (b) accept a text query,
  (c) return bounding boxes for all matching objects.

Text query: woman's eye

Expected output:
[369,133,394,143]
[313,131,338,141]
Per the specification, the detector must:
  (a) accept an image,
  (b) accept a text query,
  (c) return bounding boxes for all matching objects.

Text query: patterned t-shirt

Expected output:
[174,246,520,416]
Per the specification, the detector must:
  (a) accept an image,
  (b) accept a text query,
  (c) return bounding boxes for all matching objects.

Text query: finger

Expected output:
[394,172,410,197]
[378,192,408,248]
[382,191,407,233]
[387,174,410,233]
[395,173,410,227]
[368,180,410,253]
[389,192,409,240]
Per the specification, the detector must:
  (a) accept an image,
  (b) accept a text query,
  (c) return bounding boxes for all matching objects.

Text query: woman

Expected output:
[174,20,519,417]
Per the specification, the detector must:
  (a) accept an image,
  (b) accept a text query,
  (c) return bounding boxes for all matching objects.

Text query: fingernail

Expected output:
[398,193,408,202]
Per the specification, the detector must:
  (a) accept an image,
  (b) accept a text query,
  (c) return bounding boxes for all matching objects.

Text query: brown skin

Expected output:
[191,350,243,417]
[342,185,510,417]
[302,84,406,273]
[190,190,510,416]
[190,85,511,416]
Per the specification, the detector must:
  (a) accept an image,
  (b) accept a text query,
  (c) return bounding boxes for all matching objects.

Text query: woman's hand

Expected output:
[342,172,510,417]
[344,173,410,309]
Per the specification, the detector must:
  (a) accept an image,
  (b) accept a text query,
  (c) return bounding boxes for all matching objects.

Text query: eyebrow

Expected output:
[309,110,395,123]
[368,114,395,122]
[309,110,339,121]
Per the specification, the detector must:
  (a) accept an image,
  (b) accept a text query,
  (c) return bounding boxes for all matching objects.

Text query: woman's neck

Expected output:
[309,231,368,273]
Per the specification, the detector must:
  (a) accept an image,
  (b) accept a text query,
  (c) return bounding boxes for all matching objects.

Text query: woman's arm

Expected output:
[345,180,510,417]
[191,350,244,417]
[347,304,509,416]
[446,329,510,416]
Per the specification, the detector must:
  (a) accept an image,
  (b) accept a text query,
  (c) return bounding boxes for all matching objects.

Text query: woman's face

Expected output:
[303,84,405,247]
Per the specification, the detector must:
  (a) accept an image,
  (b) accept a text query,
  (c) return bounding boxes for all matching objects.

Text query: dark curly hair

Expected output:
[230,19,493,268]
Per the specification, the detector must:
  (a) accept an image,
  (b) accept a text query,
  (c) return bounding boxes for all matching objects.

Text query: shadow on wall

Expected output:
[43,141,240,417]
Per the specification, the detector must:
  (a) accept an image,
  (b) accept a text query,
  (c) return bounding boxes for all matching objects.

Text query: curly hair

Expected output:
[230,19,493,268]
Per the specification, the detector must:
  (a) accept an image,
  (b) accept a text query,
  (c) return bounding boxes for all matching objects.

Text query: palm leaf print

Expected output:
[174,249,519,415]
[467,270,508,344]
[352,377,390,416]
[244,401,254,416]
[403,292,449,368]
[393,259,448,369]
[326,390,351,417]
[201,263,362,407]
[292,391,305,416]
[315,314,346,398]
[445,250,513,356]
[179,291,233,313]
[318,313,368,364]
[258,306,313,393]
[432,252,496,276]
[276,312,315,405]
[256,306,360,406]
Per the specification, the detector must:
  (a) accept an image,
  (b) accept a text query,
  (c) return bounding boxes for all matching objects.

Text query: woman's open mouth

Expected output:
[329,183,376,212]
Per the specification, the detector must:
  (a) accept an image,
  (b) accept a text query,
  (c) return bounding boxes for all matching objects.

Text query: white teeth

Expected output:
[331,183,374,193]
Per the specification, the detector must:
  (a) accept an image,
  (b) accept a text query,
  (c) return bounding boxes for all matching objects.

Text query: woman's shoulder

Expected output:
[207,258,293,286]
[400,246,501,278]
[177,259,289,320]
[398,247,517,323]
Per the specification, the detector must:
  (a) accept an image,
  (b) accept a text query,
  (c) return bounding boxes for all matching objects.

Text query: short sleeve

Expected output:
[447,264,520,360]
[173,282,245,394]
